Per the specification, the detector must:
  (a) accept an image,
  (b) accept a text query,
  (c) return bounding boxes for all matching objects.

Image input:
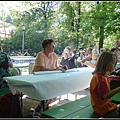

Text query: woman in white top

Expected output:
[82,48,100,68]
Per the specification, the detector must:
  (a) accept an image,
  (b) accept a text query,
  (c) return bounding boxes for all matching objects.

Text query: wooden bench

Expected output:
[110,92,120,104]
[0,88,11,96]
[42,95,98,118]
[64,105,97,118]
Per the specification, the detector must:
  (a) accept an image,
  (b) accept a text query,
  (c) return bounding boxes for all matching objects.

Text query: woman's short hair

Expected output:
[42,38,54,49]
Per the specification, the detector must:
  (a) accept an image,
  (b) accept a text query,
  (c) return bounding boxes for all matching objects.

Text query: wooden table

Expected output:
[4,67,94,110]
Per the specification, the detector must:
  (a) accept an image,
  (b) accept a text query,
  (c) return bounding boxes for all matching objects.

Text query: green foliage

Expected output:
[0,1,120,54]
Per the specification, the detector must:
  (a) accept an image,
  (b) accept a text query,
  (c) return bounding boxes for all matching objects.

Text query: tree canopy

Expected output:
[0,1,119,55]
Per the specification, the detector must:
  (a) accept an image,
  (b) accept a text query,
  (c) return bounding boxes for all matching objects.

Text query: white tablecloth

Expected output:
[3,67,94,101]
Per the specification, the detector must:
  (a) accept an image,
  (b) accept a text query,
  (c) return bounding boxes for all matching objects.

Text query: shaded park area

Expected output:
[0,1,120,118]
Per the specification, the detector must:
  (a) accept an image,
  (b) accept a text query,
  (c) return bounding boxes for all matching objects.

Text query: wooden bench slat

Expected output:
[111,92,120,104]
[42,95,91,118]
[64,105,98,118]
[0,88,11,96]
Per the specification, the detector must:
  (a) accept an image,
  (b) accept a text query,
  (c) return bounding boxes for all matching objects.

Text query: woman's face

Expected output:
[87,48,92,54]
[64,48,70,53]
[46,42,55,53]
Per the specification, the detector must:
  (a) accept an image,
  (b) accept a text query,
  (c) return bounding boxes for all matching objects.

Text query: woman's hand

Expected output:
[59,65,68,72]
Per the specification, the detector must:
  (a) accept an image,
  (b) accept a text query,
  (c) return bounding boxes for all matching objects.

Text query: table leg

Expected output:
[20,92,24,117]
[11,93,23,117]
[41,100,46,111]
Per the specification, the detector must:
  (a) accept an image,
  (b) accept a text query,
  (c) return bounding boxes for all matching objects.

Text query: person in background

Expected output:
[78,47,93,66]
[114,40,120,49]
[82,47,93,62]
[90,51,120,118]
[69,44,75,56]
[0,45,13,88]
[110,47,120,62]
[60,45,77,69]
[60,46,73,63]
[77,47,87,68]
[93,43,97,49]
[60,46,73,64]
[99,48,106,54]
[1,46,21,77]
[24,50,30,56]
[10,67,21,76]
[32,38,67,118]
[110,48,117,55]
[110,47,120,69]
[78,47,86,60]
[0,45,23,117]
[114,40,120,62]
[0,45,20,86]
[82,48,99,68]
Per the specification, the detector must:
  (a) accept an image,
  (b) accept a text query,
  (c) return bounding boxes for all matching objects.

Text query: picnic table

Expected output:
[4,67,94,110]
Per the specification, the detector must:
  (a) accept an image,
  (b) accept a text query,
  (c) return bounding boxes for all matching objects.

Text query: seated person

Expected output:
[110,48,117,55]
[76,47,85,60]
[60,46,76,69]
[110,48,120,62]
[90,51,120,118]
[99,48,106,54]
[31,38,67,118]
[77,47,87,67]
[60,46,72,62]
[81,47,93,62]
[81,48,99,68]
[0,45,22,117]
[0,46,13,88]
[78,47,93,67]
[115,40,120,62]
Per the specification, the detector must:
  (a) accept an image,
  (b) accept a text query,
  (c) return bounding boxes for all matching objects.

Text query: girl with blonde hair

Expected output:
[90,51,120,118]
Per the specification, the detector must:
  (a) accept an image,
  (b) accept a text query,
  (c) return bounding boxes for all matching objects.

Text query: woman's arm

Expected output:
[103,86,120,100]
[82,61,96,68]
[40,65,68,73]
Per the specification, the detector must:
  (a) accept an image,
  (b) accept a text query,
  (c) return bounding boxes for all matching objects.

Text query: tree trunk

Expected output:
[99,25,104,50]
[76,2,81,49]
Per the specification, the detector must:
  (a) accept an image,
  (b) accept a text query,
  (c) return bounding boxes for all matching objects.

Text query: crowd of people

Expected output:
[60,42,120,70]
[31,38,120,118]
[59,41,120,118]
[1,38,120,118]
